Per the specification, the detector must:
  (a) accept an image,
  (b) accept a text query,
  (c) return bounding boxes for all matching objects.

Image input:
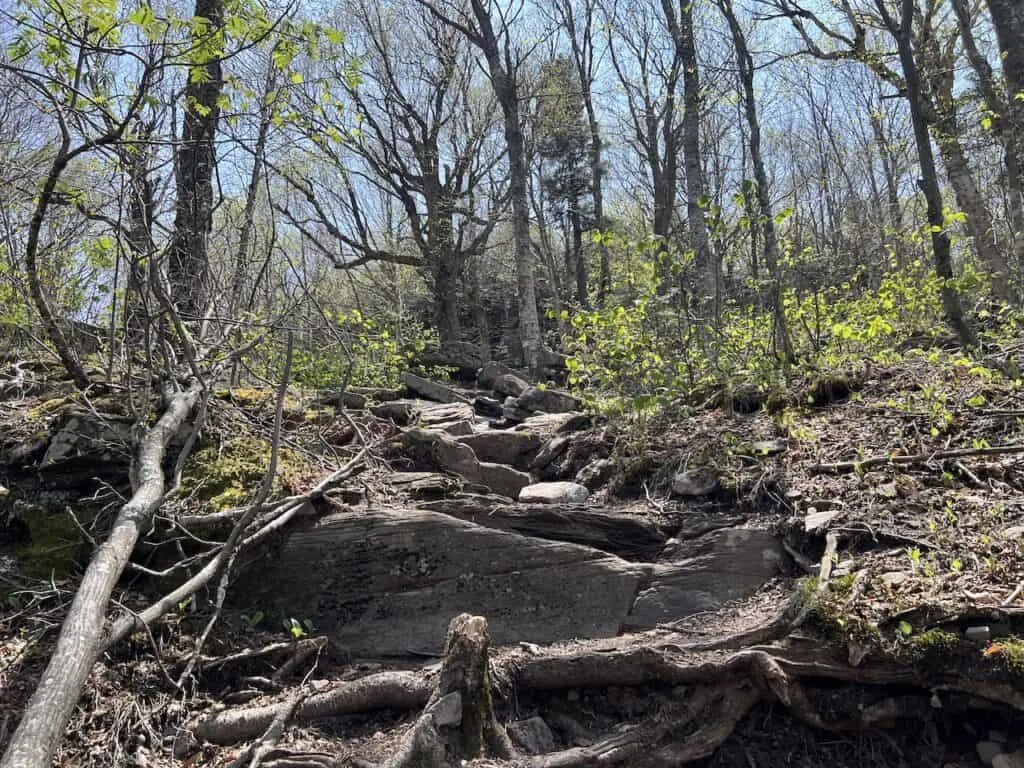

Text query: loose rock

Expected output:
[518,482,590,504]
[671,467,719,497]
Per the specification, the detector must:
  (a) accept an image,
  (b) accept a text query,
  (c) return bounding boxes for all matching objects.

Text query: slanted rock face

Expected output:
[626,529,787,629]
[233,507,647,656]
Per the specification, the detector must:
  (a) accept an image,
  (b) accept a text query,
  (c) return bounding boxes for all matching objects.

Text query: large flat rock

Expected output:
[233,507,646,656]
[626,528,786,629]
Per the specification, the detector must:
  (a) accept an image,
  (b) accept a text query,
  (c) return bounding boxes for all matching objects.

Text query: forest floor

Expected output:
[2,349,1024,767]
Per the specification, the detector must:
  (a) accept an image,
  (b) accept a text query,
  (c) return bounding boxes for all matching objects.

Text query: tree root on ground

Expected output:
[179,617,1024,768]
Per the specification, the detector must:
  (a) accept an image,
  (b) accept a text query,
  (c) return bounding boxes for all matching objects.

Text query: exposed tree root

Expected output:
[177,619,1024,768]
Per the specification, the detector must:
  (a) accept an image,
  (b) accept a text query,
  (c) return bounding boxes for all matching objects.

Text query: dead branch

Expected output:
[0,380,202,768]
[808,443,1024,474]
[105,449,366,649]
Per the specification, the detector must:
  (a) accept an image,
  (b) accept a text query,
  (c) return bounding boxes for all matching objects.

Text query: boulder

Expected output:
[232,506,646,656]
[575,458,613,490]
[671,467,719,497]
[477,362,516,390]
[400,372,471,405]
[472,395,504,418]
[418,402,476,431]
[477,462,532,500]
[457,431,542,466]
[530,435,570,472]
[626,528,786,628]
[371,401,417,425]
[519,482,589,504]
[508,717,555,755]
[516,386,581,414]
[493,373,530,398]
[398,428,525,499]
[416,341,485,381]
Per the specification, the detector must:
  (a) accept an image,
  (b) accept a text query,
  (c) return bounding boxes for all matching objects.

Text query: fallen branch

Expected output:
[808,443,1024,475]
[105,449,366,649]
[0,380,202,768]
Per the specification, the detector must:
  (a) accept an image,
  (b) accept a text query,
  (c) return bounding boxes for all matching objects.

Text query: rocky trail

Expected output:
[3,354,1024,767]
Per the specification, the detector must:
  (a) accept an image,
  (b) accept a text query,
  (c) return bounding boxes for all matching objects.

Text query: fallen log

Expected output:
[0,381,202,768]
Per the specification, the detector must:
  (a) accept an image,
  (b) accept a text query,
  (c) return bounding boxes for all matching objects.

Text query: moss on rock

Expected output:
[180,436,305,511]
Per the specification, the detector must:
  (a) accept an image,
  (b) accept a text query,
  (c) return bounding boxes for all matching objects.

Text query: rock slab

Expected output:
[234,507,645,656]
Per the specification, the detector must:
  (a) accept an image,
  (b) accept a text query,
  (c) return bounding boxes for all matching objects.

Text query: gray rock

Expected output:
[978,741,1005,767]
[401,372,471,404]
[671,467,719,497]
[477,362,516,390]
[519,482,590,504]
[965,626,991,643]
[804,509,840,533]
[992,749,1024,768]
[477,462,532,499]
[508,717,556,755]
[493,373,531,398]
[531,435,571,472]
[627,529,786,628]
[879,571,909,588]
[232,507,645,656]
[517,386,581,414]
[399,428,526,499]
[418,402,476,427]
[576,459,613,490]
[457,431,542,466]
[1002,525,1024,541]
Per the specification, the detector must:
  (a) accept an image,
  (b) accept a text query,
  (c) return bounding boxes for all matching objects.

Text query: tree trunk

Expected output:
[717,0,794,360]
[467,0,542,374]
[675,0,717,328]
[984,0,1024,292]
[877,0,976,346]
[0,384,200,768]
[166,0,224,325]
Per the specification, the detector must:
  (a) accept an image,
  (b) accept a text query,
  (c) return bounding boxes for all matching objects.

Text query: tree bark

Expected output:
[984,0,1024,293]
[717,0,794,360]
[468,0,543,373]
[876,0,975,347]
[666,0,718,327]
[0,383,200,768]
[167,0,224,324]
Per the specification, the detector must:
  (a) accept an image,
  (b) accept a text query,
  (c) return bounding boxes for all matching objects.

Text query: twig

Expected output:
[176,332,295,688]
[808,443,1024,474]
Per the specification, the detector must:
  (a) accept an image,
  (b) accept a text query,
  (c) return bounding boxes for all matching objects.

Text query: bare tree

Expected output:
[416,0,544,373]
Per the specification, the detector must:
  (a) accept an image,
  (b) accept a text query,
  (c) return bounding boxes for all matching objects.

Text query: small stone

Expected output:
[879,572,909,588]
[978,741,1005,767]
[966,626,992,643]
[750,438,788,455]
[519,481,589,504]
[507,716,555,755]
[989,731,1009,744]
[804,509,840,533]
[671,468,719,497]
[875,482,898,499]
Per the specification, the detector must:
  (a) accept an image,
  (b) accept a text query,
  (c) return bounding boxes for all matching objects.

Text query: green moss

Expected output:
[27,395,75,420]
[909,628,959,651]
[213,388,273,407]
[8,509,86,581]
[831,572,858,597]
[181,437,304,511]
